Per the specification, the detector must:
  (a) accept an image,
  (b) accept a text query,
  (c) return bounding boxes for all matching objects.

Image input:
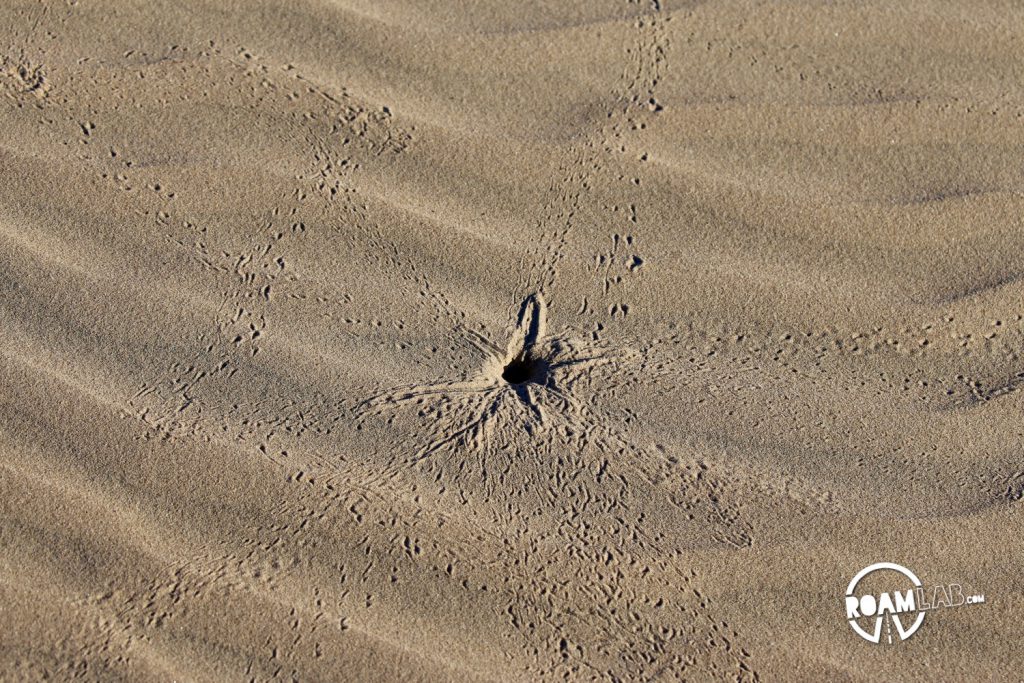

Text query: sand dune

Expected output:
[1,1,1022,680]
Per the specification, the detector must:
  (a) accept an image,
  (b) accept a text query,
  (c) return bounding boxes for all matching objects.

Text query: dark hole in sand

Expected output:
[502,356,540,385]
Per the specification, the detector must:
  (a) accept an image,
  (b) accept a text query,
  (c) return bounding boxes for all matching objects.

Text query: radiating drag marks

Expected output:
[356,292,753,543]
[354,294,758,679]
[351,291,758,679]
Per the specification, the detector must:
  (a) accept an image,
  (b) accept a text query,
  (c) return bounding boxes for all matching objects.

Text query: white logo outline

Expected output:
[845,562,925,643]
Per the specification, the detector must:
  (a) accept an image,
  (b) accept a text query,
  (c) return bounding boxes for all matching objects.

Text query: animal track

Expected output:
[354,292,757,678]
[524,1,668,308]
[357,293,752,542]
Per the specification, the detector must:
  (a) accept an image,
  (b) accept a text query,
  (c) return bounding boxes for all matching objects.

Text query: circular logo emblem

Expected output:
[845,562,925,644]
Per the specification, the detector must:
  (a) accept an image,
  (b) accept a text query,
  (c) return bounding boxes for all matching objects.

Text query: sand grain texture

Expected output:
[1,1,1022,680]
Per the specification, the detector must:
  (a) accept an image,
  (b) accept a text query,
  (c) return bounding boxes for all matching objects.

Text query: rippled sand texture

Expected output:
[2,1,1023,680]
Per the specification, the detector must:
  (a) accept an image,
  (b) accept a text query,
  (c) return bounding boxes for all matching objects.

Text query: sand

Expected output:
[1,1,1022,680]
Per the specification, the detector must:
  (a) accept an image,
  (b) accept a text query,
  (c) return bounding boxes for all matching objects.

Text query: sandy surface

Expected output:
[2,1,1022,680]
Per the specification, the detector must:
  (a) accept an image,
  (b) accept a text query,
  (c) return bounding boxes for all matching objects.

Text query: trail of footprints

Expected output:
[113,43,424,449]
[594,228,644,322]
[638,314,1024,408]
[525,3,667,303]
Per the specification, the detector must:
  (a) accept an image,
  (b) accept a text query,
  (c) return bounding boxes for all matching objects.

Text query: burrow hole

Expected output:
[502,356,543,385]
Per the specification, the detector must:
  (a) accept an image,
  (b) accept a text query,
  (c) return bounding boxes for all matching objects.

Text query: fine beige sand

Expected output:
[2,1,1023,680]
